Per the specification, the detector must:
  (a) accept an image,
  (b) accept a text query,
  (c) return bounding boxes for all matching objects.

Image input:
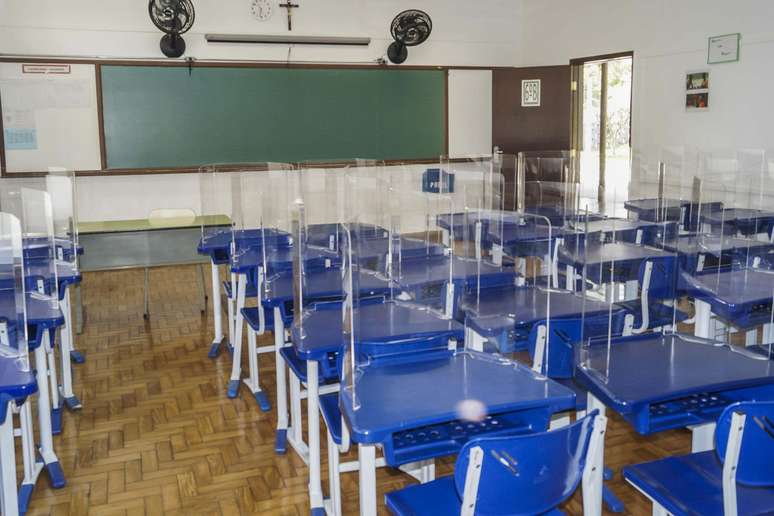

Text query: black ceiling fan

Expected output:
[148,0,195,58]
[387,10,432,64]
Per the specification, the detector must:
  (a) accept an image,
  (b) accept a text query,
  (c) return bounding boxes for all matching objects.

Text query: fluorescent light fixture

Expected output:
[205,34,371,46]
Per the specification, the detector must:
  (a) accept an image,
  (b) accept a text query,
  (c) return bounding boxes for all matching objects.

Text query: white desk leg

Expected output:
[307,361,324,513]
[33,342,64,487]
[227,274,247,398]
[745,329,758,347]
[59,288,81,410]
[582,392,607,516]
[694,299,711,339]
[689,422,716,452]
[358,444,378,516]
[18,399,41,508]
[45,330,62,435]
[274,310,289,453]
[566,265,576,291]
[208,261,224,358]
[0,400,18,516]
[624,280,638,301]
[226,271,236,351]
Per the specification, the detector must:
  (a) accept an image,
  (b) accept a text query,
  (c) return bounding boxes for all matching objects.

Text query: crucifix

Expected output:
[279,1,299,31]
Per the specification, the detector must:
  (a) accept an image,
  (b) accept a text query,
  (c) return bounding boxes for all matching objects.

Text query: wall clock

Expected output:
[250,0,273,21]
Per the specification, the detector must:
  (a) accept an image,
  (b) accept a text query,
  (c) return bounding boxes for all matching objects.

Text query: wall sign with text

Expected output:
[521,79,541,107]
[708,33,740,64]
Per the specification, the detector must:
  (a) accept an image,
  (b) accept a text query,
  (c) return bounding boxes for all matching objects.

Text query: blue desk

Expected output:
[392,255,516,314]
[568,218,678,247]
[291,301,465,514]
[0,355,38,514]
[700,208,774,238]
[558,242,675,288]
[661,234,774,273]
[340,349,576,514]
[624,198,724,232]
[461,286,628,353]
[575,332,774,515]
[576,333,774,435]
[679,269,774,338]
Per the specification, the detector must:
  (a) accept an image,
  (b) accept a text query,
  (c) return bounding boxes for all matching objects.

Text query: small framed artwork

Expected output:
[708,33,740,64]
[685,71,709,111]
[521,79,541,107]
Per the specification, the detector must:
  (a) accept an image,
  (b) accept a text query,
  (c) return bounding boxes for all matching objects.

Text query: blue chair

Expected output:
[385,410,604,516]
[623,401,774,516]
[618,256,688,334]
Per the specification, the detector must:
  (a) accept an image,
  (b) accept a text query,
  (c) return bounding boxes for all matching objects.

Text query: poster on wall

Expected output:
[708,33,740,64]
[685,71,709,111]
[521,79,541,107]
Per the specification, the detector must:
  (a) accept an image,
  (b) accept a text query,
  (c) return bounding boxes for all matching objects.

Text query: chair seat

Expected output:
[618,300,689,330]
[385,476,462,516]
[385,476,565,516]
[280,346,310,383]
[623,451,774,516]
[241,306,276,332]
[222,280,258,299]
[319,392,342,445]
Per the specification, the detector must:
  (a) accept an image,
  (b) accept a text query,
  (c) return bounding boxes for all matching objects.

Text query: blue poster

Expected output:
[4,128,37,150]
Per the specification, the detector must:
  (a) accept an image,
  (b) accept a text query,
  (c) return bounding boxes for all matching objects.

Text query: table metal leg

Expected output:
[694,299,711,339]
[0,400,18,516]
[74,283,84,336]
[198,263,207,313]
[226,272,236,352]
[243,327,271,412]
[18,399,42,513]
[583,393,607,516]
[59,288,81,410]
[358,444,377,516]
[143,267,150,319]
[45,330,63,435]
[689,422,716,452]
[307,360,324,514]
[208,262,224,358]
[33,343,64,488]
[274,310,290,454]
[227,274,247,398]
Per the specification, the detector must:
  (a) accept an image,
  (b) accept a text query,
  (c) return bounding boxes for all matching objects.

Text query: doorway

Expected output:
[570,52,633,216]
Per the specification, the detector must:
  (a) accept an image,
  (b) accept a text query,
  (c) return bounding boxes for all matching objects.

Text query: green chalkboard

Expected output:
[100,65,446,169]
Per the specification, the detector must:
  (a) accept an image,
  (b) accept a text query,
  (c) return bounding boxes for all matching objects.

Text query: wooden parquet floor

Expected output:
[20,265,691,515]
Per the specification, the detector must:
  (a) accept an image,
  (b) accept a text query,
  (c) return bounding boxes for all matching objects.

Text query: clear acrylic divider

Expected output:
[45,168,79,271]
[0,212,29,372]
[198,165,238,252]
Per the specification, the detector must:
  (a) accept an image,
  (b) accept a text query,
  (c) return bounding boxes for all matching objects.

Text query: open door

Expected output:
[571,52,633,216]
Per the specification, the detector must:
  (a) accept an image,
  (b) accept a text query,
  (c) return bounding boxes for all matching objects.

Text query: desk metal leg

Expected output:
[33,343,64,488]
[689,422,716,452]
[226,272,236,352]
[198,263,207,313]
[307,361,324,514]
[143,267,150,319]
[624,280,638,301]
[0,400,18,516]
[358,444,377,516]
[694,299,711,339]
[583,393,607,516]
[274,311,289,451]
[59,288,81,410]
[74,283,84,336]
[208,262,225,358]
[45,330,63,435]
[18,399,42,512]
[227,274,247,398]
[243,327,271,412]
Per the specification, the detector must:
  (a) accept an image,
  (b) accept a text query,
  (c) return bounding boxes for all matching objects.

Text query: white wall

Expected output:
[520,0,774,153]
[0,0,523,66]
[1,0,519,221]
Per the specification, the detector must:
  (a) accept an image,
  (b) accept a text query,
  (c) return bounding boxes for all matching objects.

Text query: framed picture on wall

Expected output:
[708,33,740,64]
[685,71,709,111]
[521,79,541,107]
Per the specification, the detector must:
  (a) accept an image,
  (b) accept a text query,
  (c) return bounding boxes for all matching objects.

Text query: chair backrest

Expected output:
[638,255,678,301]
[716,401,774,486]
[454,411,598,515]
